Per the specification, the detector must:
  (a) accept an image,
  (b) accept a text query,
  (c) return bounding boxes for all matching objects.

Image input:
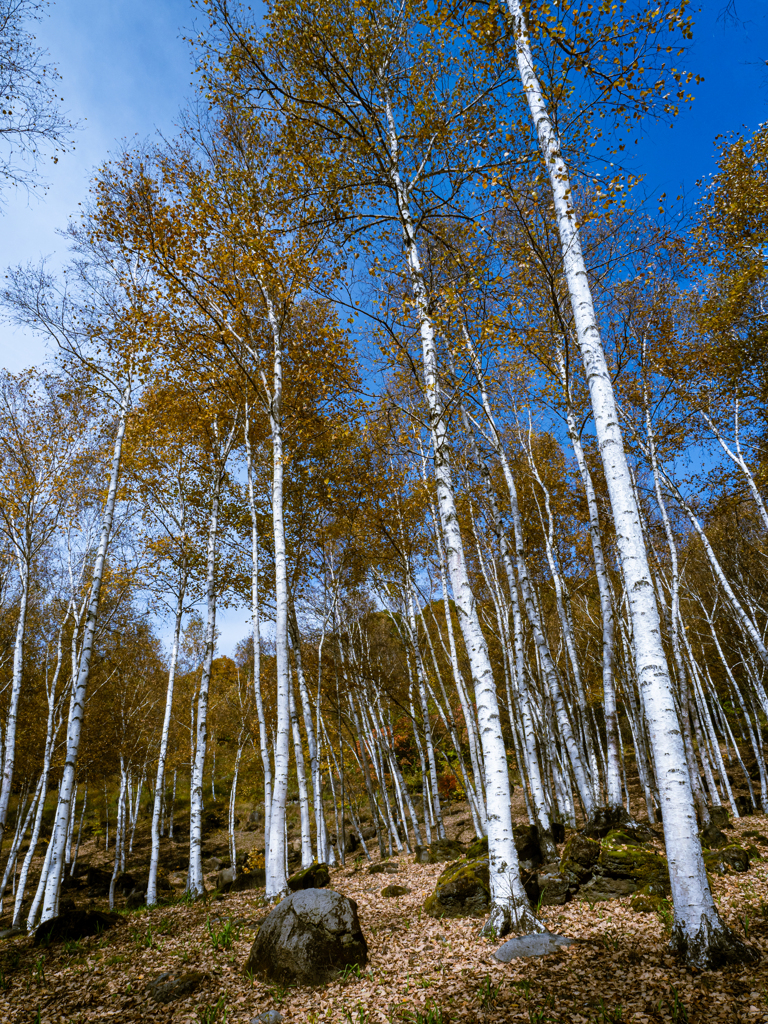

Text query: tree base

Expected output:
[480,897,546,940]
[670,916,760,970]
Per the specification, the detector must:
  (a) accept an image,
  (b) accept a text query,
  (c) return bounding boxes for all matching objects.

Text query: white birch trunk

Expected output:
[289,675,313,869]
[0,543,29,844]
[147,580,185,906]
[40,378,131,923]
[384,97,540,935]
[188,419,237,898]
[260,285,291,900]
[503,0,752,963]
[229,737,243,878]
[245,404,273,860]
[553,343,621,810]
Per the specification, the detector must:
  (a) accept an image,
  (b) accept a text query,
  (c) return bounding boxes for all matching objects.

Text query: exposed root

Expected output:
[480,896,547,940]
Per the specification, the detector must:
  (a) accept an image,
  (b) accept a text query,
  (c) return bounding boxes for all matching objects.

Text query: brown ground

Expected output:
[2,809,768,1023]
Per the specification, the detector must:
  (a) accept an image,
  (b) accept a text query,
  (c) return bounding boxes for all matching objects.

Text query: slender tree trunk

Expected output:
[148,582,185,904]
[188,419,237,897]
[385,98,540,936]
[40,378,131,923]
[260,285,291,900]
[0,548,28,848]
[244,404,273,860]
[503,0,753,964]
[289,676,313,869]
[229,737,243,878]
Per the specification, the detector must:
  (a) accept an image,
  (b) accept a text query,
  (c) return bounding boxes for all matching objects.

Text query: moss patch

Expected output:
[424,856,490,919]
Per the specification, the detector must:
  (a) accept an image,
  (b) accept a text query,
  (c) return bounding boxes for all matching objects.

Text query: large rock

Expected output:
[514,825,543,871]
[700,821,729,850]
[709,806,730,830]
[465,836,488,860]
[579,875,638,901]
[33,909,121,947]
[560,833,601,882]
[233,868,267,892]
[424,856,490,918]
[217,866,236,892]
[537,864,577,906]
[245,889,367,986]
[381,885,411,897]
[595,830,669,893]
[466,826,544,869]
[704,845,750,875]
[287,862,330,892]
[426,838,465,863]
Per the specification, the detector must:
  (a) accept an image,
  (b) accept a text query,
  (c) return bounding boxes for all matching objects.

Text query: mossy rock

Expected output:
[287,862,330,892]
[466,835,488,860]
[560,833,601,881]
[368,861,399,874]
[381,885,411,898]
[704,844,750,875]
[630,886,671,914]
[746,844,762,862]
[700,822,729,849]
[424,856,490,919]
[427,838,465,863]
[598,832,669,891]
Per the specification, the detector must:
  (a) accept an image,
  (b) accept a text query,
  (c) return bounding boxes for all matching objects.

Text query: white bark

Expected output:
[40,378,131,923]
[229,736,243,878]
[260,284,291,900]
[245,403,273,857]
[290,607,326,863]
[187,418,237,898]
[384,97,540,935]
[109,765,127,910]
[289,674,313,869]
[503,0,744,963]
[147,582,185,905]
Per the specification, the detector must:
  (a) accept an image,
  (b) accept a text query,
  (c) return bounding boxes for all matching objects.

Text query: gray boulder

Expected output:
[368,861,399,874]
[579,875,638,901]
[494,932,577,962]
[217,867,236,892]
[245,889,368,986]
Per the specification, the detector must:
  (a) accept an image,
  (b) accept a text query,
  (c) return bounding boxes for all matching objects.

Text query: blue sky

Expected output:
[1,0,765,371]
[0,0,765,651]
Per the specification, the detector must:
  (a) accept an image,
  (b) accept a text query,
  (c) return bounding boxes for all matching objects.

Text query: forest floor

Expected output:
[2,810,768,1023]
